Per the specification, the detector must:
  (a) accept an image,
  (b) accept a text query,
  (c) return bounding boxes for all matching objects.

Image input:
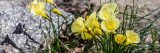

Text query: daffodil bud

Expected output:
[52,8,62,16]
[44,0,55,4]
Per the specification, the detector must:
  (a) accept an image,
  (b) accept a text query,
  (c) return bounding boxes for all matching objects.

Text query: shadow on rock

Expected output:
[1,35,24,53]
[12,23,40,44]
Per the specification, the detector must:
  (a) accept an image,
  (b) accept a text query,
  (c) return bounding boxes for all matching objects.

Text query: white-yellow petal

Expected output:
[98,3,117,20]
[106,3,117,12]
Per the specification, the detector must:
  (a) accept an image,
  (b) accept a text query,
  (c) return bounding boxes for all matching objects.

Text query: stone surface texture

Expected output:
[0,0,74,53]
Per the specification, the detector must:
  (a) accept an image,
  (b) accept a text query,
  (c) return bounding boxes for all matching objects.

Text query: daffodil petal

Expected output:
[71,17,86,33]
[93,28,103,35]
[106,3,117,12]
[126,30,140,45]
[81,32,93,40]
[85,12,100,28]
[29,0,49,19]
[98,3,117,20]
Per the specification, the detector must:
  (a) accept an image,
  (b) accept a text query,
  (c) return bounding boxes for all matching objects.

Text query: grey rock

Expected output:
[0,0,74,53]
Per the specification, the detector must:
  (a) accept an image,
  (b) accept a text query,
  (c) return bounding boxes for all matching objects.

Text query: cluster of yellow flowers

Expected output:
[71,12,102,40]
[28,0,140,45]
[71,3,140,45]
[28,0,62,20]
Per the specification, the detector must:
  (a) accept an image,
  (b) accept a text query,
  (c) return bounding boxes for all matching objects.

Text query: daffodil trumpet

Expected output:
[125,30,140,45]
[101,17,120,33]
[115,34,126,44]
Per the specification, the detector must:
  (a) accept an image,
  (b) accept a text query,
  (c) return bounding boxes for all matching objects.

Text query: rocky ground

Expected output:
[0,0,160,53]
[0,0,50,53]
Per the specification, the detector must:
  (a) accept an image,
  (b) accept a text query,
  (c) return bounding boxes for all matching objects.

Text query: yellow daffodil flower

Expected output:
[101,17,120,32]
[115,34,126,44]
[98,3,117,20]
[85,12,102,35]
[85,12,100,28]
[71,17,86,33]
[52,8,62,16]
[125,30,140,45]
[81,32,93,40]
[29,0,49,19]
